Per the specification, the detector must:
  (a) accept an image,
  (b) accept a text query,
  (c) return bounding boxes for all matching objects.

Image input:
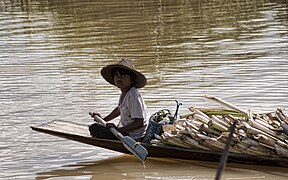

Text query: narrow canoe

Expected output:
[30,120,288,167]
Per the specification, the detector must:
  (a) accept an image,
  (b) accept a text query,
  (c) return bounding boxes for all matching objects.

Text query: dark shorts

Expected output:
[88,123,118,140]
[89,122,143,142]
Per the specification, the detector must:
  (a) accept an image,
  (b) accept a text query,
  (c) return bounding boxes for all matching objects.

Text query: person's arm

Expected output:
[103,107,120,122]
[90,107,120,122]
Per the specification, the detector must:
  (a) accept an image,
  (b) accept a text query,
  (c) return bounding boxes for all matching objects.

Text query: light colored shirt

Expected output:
[117,87,150,140]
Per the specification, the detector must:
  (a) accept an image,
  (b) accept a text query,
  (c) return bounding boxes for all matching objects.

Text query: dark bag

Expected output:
[142,109,173,143]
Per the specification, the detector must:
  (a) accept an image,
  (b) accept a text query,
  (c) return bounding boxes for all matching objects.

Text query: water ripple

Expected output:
[1,0,288,179]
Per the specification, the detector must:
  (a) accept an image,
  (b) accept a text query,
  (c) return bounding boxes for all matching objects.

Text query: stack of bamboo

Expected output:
[150,96,288,158]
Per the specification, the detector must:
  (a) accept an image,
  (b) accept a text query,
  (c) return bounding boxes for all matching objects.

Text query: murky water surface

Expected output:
[0,0,288,179]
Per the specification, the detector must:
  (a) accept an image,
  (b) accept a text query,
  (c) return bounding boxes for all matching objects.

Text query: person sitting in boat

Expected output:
[89,58,150,142]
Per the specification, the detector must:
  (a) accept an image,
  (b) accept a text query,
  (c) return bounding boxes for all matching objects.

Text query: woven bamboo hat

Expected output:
[101,58,147,88]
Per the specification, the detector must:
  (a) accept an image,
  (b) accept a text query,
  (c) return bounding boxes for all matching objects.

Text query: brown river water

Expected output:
[1,0,288,179]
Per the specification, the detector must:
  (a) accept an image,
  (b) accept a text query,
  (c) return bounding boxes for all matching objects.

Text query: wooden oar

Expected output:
[215,120,237,180]
[93,115,148,162]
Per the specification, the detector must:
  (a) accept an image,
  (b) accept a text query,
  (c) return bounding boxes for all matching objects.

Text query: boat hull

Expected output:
[30,120,288,167]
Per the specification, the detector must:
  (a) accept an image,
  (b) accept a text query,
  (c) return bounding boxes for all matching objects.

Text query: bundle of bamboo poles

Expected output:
[150,96,288,158]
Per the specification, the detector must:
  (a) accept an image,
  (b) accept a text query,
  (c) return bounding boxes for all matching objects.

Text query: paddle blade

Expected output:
[122,136,148,162]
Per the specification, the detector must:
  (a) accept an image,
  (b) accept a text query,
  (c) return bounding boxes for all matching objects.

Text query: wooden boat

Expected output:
[30,120,288,167]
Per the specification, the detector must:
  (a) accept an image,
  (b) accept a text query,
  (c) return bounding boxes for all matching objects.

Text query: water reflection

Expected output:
[36,155,288,180]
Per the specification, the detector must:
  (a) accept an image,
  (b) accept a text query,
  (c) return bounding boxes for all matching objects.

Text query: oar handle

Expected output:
[93,115,124,139]
[93,115,107,126]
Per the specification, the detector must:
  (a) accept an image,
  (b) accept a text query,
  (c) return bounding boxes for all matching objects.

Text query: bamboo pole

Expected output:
[233,144,271,156]
[161,132,191,149]
[248,119,287,141]
[203,137,226,150]
[188,107,246,117]
[185,121,201,132]
[239,138,260,147]
[275,144,288,158]
[204,95,248,115]
[275,109,288,136]
[217,132,237,144]
[211,115,230,128]
[199,123,221,136]
[253,134,276,147]
[184,135,210,150]
[238,129,247,139]
[276,140,288,148]
[276,108,288,124]
[193,113,210,124]
[242,122,279,142]
[208,119,229,132]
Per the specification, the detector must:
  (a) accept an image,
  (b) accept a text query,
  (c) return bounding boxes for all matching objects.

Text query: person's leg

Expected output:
[89,123,118,140]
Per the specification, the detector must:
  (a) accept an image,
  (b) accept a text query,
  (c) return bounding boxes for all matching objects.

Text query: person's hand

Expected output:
[106,123,117,129]
[89,112,102,119]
